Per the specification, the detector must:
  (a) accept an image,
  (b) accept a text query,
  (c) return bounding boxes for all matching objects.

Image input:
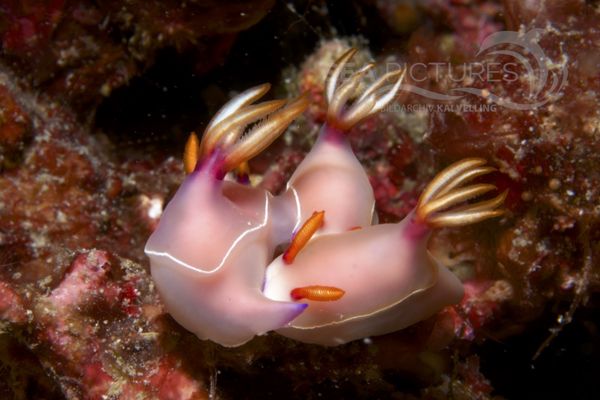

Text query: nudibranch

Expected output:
[145,51,507,348]
[273,48,406,237]
[145,84,309,347]
[263,158,506,346]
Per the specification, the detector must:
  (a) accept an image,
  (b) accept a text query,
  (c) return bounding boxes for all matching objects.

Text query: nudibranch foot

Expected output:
[325,47,405,131]
[415,158,506,228]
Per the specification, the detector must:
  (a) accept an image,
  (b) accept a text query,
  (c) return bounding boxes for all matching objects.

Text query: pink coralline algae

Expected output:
[0,0,599,398]
[34,250,206,399]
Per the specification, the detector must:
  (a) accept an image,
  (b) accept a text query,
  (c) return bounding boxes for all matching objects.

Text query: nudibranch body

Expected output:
[145,85,309,346]
[263,158,506,345]
[274,49,406,235]
[145,49,507,348]
[263,224,462,346]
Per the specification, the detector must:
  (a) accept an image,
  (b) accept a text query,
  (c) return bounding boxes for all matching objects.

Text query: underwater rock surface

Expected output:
[0,0,598,398]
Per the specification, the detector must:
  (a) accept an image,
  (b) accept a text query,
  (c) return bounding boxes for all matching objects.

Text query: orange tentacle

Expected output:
[234,161,250,184]
[290,285,345,301]
[183,132,200,174]
[283,211,325,264]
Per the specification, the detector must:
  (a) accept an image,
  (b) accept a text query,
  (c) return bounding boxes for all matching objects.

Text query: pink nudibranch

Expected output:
[146,171,308,347]
[264,158,506,346]
[145,48,506,347]
[145,85,310,346]
[263,219,463,346]
[274,48,405,236]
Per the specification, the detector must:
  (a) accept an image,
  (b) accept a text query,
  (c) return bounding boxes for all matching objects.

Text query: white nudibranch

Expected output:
[145,48,506,347]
